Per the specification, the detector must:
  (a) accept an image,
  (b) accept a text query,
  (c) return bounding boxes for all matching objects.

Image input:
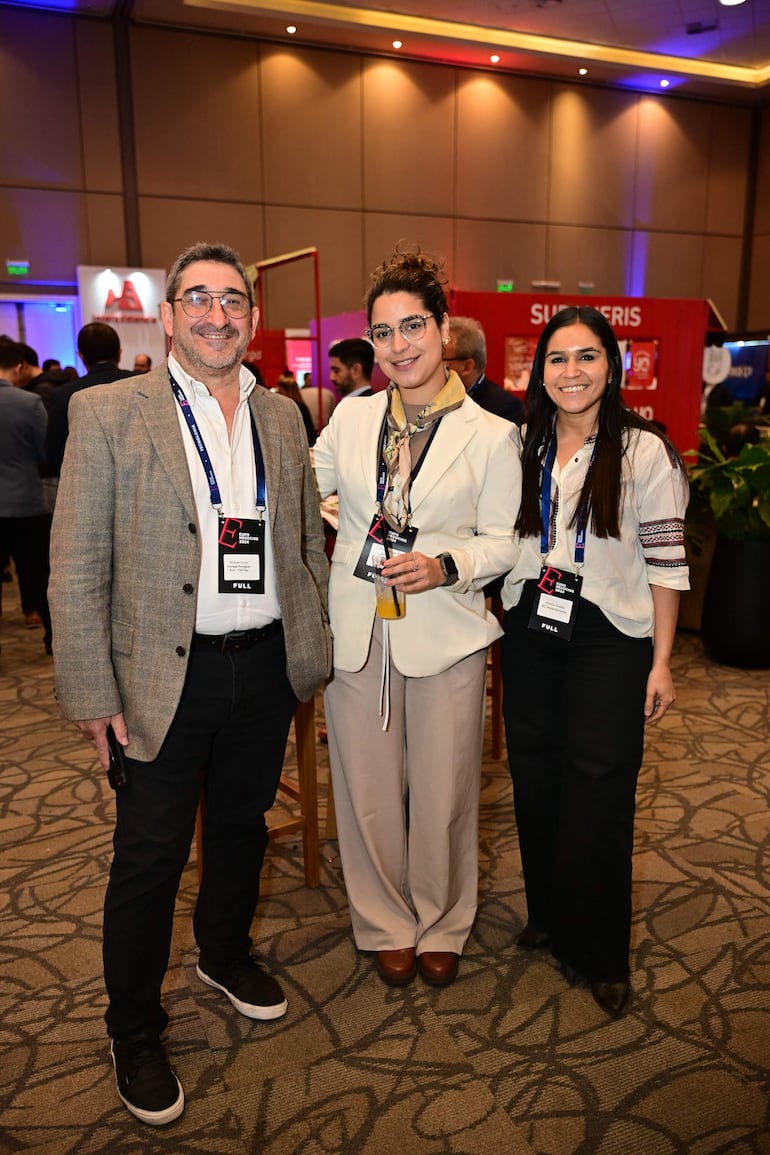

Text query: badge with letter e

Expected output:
[527,564,582,641]
[218,515,265,594]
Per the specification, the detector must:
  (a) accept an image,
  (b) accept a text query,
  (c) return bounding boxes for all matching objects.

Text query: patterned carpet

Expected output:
[1,579,769,1155]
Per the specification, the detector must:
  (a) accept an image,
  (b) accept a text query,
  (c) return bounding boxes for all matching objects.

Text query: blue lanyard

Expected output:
[170,372,266,515]
[540,433,596,566]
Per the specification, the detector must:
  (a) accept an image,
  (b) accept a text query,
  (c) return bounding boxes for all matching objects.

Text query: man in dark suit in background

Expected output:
[444,316,523,423]
[0,341,53,653]
[329,337,374,399]
[46,322,134,475]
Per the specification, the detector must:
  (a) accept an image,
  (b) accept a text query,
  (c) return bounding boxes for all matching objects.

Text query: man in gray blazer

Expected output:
[49,242,331,1126]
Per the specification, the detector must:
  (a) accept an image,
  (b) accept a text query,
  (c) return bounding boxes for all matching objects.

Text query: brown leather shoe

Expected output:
[375,948,417,987]
[417,951,459,987]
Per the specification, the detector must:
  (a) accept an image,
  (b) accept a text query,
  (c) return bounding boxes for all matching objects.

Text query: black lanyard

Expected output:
[376,414,442,512]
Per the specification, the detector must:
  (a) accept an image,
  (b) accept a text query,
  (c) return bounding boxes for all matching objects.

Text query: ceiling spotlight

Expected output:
[490,54,500,64]
[392,40,402,49]
[660,79,671,88]
[719,0,747,6]
[578,67,588,76]
[286,25,296,33]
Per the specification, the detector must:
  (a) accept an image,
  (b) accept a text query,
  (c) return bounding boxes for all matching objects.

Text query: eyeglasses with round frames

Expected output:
[173,290,251,320]
[365,314,436,347]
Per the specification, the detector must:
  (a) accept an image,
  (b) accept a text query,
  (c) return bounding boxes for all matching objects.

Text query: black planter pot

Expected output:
[701,538,770,668]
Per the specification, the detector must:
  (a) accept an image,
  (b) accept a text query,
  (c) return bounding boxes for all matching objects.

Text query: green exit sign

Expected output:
[496,279,514,293]
[6,259,29,276]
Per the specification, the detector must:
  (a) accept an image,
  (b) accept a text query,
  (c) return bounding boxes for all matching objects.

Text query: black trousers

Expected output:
[501,584,652,983]
[103,628,297,1039]
[0,514,52,645]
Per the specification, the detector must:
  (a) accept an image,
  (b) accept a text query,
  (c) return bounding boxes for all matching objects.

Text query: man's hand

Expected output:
[75,713,128,770]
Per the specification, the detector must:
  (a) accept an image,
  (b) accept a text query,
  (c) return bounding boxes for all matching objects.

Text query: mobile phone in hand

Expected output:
[106,725,129,790]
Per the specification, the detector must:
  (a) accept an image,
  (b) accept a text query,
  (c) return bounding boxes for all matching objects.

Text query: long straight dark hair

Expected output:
[516,306,682,540]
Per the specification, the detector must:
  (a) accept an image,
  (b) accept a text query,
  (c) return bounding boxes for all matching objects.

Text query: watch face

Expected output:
[441,553,457,582]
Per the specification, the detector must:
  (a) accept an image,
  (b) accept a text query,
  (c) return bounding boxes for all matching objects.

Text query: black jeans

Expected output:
[103,628,297,1038]
[501,585,652,983]
[0,514,52,646]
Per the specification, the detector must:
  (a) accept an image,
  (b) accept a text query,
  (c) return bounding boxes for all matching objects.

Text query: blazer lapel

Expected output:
[409,401,477,515]
[358,393,389,505]
[248,388,282,534]
[135,368,197,522]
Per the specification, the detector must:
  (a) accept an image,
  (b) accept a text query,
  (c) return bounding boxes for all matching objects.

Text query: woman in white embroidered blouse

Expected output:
[500,305,689,1018]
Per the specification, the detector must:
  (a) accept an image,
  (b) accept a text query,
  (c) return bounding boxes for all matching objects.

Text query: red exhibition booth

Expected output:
[317,292,725,453]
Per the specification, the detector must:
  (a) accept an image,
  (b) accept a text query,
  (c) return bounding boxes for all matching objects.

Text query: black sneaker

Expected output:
[196,956,288,1020]
[110,1032,184,1125]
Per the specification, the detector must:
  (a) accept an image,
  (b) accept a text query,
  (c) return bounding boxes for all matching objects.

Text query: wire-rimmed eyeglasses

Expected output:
[173,290,251,319]
[364,314,436,347]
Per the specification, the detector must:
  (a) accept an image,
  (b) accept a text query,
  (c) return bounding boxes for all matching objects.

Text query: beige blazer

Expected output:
[49,363,331,762]
[313,387,521,676]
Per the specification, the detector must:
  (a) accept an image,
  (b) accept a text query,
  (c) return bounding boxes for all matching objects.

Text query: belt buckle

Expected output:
[225,630,249,653]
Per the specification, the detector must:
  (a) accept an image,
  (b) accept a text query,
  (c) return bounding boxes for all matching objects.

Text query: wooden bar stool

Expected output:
[195,695,320,888]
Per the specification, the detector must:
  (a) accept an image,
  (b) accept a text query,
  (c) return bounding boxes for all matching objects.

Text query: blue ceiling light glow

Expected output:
[3,0,79,9]
[616,74,686,93]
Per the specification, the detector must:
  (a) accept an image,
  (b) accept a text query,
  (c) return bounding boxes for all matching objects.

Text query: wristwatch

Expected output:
[437,552,459,587]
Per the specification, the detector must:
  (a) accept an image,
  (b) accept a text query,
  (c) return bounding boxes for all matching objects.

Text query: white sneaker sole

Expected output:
[196,964,288,1020]
[111,1049,185,1125]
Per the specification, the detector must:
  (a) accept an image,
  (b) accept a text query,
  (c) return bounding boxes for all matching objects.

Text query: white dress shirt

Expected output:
[169,354,281,633]
[501,426,689,638]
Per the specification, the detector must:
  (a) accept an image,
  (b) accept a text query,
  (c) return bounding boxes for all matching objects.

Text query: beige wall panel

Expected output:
[0,189,86,282]
[362,60,455,215]
[635,98,711,232]
[705,105,750,237]
[84,194,127,268]
[130,28,262,202]
[747,233,770,331]
[700,235,742,330]
[455,72,551,222]
[452,219,547,293]
[549,86,639,230]
[363,216,456,284]
[75,21,122,193]
[264,206,364,328]
[138,198,266,281]
[261,47,362,210]
[545,224,635,298]
[636,232,707,299]
[0,11,81,188]
[752,108,770,237]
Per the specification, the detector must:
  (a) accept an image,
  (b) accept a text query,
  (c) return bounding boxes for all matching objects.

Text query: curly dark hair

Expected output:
[364,244,448,324]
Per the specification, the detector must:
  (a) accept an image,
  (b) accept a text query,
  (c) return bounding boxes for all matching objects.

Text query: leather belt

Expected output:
[192,621,282,653]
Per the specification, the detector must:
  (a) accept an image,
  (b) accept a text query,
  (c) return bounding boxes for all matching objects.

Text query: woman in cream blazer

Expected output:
[313,247,520,988]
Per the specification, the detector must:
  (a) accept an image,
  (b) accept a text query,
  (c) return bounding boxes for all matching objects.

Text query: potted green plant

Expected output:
[685,405,770,667]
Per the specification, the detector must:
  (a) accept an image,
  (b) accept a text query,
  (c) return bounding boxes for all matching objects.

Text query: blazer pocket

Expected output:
[111,618,134,656]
